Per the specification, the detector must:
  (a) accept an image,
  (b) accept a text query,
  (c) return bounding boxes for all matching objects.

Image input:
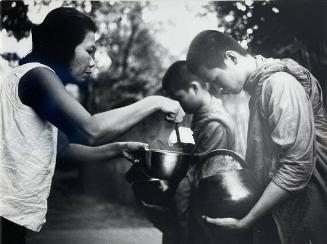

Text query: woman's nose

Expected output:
[89,57,95,69]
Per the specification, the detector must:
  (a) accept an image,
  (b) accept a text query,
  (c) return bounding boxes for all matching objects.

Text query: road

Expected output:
[27,227,161,244]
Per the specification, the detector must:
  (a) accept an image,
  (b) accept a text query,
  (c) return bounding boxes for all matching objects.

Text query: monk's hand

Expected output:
[153,96,185,123]
[121,142,148,163]
[202,216,250,232]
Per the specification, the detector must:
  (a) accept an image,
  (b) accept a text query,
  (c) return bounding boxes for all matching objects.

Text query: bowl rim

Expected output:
[198,167,252,181]
[200,149,246,168]
[145,147,193,156]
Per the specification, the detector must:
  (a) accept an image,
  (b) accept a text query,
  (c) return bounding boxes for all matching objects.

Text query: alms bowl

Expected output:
[140,148,193,180]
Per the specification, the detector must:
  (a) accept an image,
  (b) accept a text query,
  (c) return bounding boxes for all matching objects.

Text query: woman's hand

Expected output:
[121,142,148,163]
[202,216,250,232]
[150,96,185,123]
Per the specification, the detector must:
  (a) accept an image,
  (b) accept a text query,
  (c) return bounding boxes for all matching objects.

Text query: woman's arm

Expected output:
[19,67,185,146]
[61,141,148,165]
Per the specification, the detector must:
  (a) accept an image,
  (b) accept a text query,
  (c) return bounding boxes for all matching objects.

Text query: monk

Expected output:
[130,60,237,244]
[186,30,327,244]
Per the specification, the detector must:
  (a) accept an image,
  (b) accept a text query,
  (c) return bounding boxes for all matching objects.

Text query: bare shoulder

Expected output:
[21,66,60,86]
[19,65,65,106]
[19,66,66,98]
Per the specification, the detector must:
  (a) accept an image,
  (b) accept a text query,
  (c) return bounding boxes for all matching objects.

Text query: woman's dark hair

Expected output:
[187,30,248,74]
[20,7,97,80]
[162,60,206,94]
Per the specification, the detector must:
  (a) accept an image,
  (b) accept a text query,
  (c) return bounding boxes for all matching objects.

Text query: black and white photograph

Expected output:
[1,0,327,243]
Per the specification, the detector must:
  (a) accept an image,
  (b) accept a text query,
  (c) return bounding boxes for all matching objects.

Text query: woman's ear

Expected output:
[224,50,238,65]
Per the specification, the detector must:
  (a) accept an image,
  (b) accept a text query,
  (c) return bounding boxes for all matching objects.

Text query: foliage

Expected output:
[0,1,171,111]
[87,1,169,112]
[0,1,32,40]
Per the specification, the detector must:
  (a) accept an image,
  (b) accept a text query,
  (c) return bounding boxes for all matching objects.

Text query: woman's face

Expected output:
[69,31,96,83]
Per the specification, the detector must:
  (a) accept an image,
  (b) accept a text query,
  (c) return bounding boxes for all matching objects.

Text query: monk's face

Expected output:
[168,87,202,114]
[196,52,247,95]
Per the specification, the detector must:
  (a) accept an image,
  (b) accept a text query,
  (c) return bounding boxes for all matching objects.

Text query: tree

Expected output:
[87,1,170,112]
[0,1,32,40]
[0,1,171,112]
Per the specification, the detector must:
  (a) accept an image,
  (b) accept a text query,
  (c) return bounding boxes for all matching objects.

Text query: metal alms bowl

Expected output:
[195,149,262,219]
[195,169,262,243]
[192,150,262,243]
[140,148,193,180]
[197,169,262,219]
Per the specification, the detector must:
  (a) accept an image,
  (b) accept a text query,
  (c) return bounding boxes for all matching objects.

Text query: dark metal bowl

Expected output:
[140,148,193,180]
[194,168,262,244]
[196,169,262,219]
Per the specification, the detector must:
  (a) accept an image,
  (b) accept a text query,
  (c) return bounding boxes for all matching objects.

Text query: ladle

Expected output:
[175,123,181,144]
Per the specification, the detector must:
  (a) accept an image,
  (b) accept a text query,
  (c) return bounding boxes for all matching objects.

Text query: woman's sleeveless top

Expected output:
[0,63,58,231]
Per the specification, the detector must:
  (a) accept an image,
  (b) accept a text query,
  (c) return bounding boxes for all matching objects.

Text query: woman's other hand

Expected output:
[121,142,148,163]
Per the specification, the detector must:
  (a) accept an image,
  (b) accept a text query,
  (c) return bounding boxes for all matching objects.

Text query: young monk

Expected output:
[131,60,237,244]
[162,61,235,156]
[186,30,327,244]
[163,60,238,243]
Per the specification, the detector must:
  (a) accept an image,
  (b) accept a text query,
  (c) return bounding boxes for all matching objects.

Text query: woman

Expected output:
[0,7,184,244]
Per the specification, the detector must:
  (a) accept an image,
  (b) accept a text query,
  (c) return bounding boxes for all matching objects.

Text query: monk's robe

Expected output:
[175,96,236,244]
[191,96,235,156]
[244,55,327,244]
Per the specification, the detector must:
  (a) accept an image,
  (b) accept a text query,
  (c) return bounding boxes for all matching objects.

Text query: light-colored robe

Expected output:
[244,56,327,244]
[191,96,235,156]
[175,96,237,243]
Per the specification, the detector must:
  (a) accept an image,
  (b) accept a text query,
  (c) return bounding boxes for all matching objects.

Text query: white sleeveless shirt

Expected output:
[0,63,58,231]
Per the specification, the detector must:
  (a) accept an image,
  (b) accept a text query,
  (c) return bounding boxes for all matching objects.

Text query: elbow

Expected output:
[81,122,116,146]
[73,116,118,146]
[84,135,98,147]
[83,126,102,146]
[75,121,103,146]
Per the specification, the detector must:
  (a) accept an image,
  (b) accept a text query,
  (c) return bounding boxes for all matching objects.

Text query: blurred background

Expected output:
[1,0,327,243]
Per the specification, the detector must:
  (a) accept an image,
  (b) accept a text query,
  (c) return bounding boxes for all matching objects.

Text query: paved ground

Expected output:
[25,171,162,244]
[27,228,161,244]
